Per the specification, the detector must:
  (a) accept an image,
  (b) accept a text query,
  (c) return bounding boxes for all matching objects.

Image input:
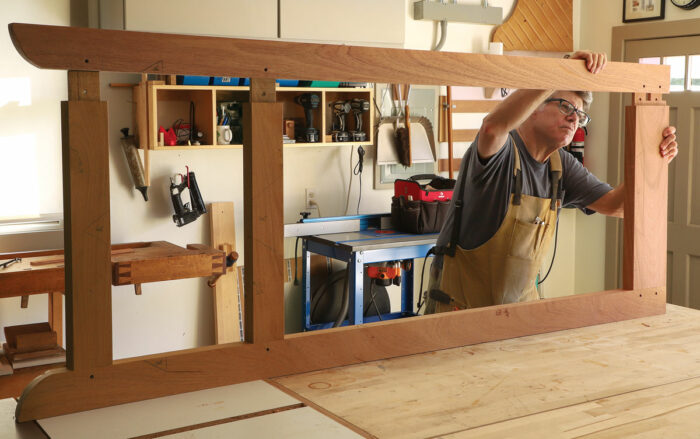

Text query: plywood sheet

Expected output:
[38,381,299,439]
[162,407,363,439]
[443,376,700,438]
[274,305,700,439]
[0,398,46,439]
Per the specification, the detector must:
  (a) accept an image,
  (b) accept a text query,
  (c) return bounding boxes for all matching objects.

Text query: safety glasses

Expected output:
[544,98,591,128]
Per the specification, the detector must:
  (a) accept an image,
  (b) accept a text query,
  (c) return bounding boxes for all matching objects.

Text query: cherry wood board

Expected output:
[8,23,668,93]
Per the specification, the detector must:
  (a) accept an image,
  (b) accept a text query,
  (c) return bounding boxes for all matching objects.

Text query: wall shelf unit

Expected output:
[133,82,374,150]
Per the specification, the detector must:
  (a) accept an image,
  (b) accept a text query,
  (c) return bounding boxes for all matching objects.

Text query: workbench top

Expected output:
[9,304,700,438]
[273,304,700,438]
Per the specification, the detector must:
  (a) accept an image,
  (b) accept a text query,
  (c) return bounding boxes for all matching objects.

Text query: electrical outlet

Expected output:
[305,188,317,209]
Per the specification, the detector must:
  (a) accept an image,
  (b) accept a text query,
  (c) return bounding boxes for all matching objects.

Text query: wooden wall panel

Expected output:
[492,0,573,52]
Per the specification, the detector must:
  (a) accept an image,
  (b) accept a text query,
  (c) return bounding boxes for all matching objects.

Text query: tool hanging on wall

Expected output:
[170,166,207,227]
[392,84,412,167]
[295,93,320,142]
[331,100,351,142]
[349,98,370,142]
[119,128,149,201]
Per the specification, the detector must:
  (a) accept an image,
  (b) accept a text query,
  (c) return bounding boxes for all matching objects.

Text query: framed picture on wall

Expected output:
[623,0,666,22]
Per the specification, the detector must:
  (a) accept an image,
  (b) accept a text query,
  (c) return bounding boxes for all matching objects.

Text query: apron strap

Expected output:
[447,165,469,257]
[512,138,523,205]
[447,134,519,257]
[549,149,562,210]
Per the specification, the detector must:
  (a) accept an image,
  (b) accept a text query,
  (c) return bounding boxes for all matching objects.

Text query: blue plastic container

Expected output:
[176,75,210,86]
[276,79,299,87]
[211,77,241,86]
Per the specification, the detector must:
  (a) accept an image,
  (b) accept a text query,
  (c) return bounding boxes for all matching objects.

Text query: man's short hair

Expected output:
[553,90,593,112]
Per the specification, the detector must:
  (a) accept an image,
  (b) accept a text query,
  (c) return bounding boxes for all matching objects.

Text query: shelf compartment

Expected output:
[214,88,249,146]
[277,90,323,144]
[324,89,374,145]
[149,86,215,149]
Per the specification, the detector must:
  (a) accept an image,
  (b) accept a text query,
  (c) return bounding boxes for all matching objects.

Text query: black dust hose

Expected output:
[333,265,352,328]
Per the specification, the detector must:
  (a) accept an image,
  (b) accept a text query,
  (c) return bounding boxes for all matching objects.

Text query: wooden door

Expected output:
[626,36,700,307]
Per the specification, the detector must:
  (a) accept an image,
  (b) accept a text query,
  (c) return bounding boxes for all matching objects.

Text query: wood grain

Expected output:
[492,0,573,52]
[8,23,669,93]
[243,79,284,344]
[274,304,698,439]
[15,288,664,421]
[623,104,669,290]
[15,331,57,353]
[62,71,112,372]
[111,241,225,286]
[49,292,63,347]
[438,158,462,174]
[437,128,478,143]
[209,202,242,344]
[438,96,494,142]
[440,97,500,114]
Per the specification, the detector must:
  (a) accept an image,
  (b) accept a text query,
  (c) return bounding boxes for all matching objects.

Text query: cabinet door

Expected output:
[125,0,277,39]
[280,0,404,47]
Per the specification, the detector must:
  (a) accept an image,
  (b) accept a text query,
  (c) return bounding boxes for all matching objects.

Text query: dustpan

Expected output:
[376,115,436,166]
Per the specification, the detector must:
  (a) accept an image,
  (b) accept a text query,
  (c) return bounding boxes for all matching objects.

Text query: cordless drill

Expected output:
[331,100,351,142]
[294,93,320,142]
[170,169,207,227]
[350,98,370,142]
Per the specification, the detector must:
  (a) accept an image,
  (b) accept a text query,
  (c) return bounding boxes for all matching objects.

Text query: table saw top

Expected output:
[305,229,439,252]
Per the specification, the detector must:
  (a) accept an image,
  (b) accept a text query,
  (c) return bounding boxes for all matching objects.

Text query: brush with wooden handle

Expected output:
[394,84,410,167]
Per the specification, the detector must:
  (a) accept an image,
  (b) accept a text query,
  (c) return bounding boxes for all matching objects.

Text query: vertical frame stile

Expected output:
[623,93,669,294]
[243,78,285,344]
[63,71,113,370]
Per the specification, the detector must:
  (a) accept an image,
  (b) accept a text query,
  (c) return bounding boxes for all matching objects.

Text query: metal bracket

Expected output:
[413,0,503,25]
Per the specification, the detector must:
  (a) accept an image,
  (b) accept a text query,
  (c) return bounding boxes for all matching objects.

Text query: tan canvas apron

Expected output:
[426,140,562,313]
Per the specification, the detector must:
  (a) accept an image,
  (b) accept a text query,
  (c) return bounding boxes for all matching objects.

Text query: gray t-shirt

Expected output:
[436,130,613,250]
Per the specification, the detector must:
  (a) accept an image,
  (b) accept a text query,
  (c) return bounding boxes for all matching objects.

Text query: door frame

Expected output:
[606,18,700,290]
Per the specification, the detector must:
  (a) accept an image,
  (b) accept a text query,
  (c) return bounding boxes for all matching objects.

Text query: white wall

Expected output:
[0,0,69,345]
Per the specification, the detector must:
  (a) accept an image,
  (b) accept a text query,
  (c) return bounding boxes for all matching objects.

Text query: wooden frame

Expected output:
[623,0,665,23]
[605,18,700,291]
[8,23,670,421]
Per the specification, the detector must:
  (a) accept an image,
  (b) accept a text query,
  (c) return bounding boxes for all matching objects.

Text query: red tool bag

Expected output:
[391,174,456,234]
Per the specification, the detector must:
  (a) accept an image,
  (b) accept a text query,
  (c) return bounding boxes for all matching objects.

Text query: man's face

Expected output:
[532,91,585,148]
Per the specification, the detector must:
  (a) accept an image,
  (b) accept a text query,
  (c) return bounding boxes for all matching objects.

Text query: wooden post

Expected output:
[62,71,112,370]
[623,94,669,291]
[48,292,63,347]
[243,78,284,344]
[210,202,242,343]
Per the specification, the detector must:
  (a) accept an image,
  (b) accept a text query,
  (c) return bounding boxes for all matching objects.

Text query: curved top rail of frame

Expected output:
[9,23,669,94]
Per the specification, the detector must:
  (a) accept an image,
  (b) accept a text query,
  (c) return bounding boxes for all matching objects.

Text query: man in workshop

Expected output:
[424,50,678,313]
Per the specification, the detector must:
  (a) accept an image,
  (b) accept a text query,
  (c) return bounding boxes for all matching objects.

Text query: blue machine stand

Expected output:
[300,215,438,331]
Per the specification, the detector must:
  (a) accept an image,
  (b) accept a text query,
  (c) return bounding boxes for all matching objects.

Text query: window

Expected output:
[663,56,686,92]
[689,55,700,92]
